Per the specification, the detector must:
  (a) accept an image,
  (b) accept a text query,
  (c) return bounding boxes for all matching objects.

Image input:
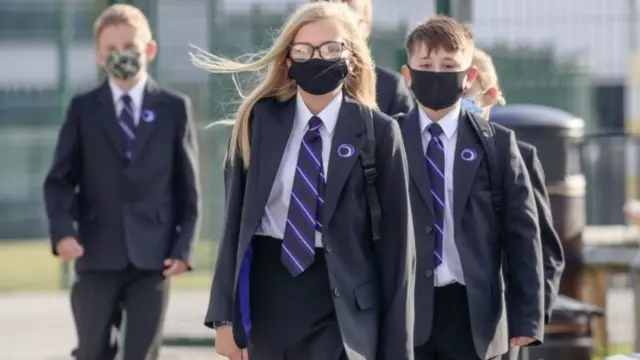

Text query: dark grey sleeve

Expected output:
[373,119,416,360]
[204,146,245,328]
[502,132,544,343]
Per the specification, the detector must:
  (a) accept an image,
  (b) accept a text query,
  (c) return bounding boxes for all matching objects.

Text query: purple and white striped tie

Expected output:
[426,123,445,267]
[118,94,136,159]
[281,116,325,276]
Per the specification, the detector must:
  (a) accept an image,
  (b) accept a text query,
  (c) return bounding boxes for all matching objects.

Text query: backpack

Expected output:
[466,111,503,215]
[360,108,382,241]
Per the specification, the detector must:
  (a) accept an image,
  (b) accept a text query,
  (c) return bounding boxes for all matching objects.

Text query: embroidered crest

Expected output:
[141,109,155,123]
[460,148,477,162]
[337,144,355,158]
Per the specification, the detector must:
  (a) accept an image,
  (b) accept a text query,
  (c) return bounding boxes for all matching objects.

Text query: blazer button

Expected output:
[425,226,433,234]
[333,288,340,297]
[425,269,433,278]
[325,244,332,253]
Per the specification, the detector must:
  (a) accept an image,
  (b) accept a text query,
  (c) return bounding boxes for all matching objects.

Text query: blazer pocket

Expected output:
[354,282,377,311]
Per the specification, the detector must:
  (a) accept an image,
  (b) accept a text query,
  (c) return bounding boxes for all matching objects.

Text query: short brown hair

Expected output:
[93,4,152,41]
[405,15,474,57]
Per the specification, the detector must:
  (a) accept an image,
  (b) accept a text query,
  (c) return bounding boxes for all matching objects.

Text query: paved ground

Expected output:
[0,291,222,359]
[0,290,635,359]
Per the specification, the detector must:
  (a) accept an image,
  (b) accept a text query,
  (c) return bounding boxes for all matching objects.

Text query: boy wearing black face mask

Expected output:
[396,16,544,360]
[44,4,200,360]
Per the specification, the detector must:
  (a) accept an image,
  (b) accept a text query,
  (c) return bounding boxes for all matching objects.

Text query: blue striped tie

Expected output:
[281,116,325,276]
[118,94,136,159]
[425,123,445,267]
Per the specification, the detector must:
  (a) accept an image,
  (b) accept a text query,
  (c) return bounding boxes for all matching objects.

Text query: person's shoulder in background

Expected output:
[375,65,414,117]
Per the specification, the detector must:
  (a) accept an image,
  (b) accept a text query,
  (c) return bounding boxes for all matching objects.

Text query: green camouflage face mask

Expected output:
[105,50,142,80]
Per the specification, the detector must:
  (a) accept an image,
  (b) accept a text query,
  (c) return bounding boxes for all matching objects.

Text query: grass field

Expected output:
[0,239,218,292]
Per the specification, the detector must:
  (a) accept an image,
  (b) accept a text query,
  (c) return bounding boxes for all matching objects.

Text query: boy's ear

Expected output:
[487,87,499,101]
[401,64,412,87]
[465,65,478,89]
[146,40,158,62]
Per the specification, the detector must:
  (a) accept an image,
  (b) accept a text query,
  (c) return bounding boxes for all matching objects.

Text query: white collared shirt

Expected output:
[108,74,147,126]
[418,102,466,286]
[257,91,343,247]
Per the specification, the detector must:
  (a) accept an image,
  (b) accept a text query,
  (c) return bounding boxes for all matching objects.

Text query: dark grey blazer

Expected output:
[205,95,416,360]
[43,79,201,271]
[516,141,564,323]
[375,66,414,117]
[398,108,544,359]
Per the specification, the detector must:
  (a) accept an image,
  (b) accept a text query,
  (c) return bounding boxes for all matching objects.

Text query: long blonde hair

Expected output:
[190,2,378,168]
[467,48,506,118]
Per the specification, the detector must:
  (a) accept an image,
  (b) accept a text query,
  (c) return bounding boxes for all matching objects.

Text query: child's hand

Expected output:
[55,237,84,261]
[163,258,189,277]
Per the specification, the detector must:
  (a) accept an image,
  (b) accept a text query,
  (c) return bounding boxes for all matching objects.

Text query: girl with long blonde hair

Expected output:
[194,2,415,360]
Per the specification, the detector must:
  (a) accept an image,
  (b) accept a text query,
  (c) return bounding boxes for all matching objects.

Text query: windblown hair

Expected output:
[309,0,373,28]
[190,2,377,168]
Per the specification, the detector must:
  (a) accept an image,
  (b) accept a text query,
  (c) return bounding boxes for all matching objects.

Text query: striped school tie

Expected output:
[425,123,445,267]
[118,94,136,159]
[281,116,326,276]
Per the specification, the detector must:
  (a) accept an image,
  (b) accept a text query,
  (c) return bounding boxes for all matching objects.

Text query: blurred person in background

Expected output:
[397,16,544,360]
[624,199,640,227]
[311,0,414,116]
[43,4,200,360]
[192,2,415,359]
[462,48,565,360]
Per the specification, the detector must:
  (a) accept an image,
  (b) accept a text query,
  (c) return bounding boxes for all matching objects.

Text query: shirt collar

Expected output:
[108,73,148,109]
[418,101,461,139]
[294,91,343,135]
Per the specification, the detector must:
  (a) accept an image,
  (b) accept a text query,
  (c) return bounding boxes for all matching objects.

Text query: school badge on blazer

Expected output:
[337,143,355,158]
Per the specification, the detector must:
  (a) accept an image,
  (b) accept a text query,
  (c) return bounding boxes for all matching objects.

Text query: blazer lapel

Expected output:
[252,97,296,221]
[322,97,366,227]
[401,109,434,215]
[131,79,163,162]
[96,81,126,159]
[453,110,485,224]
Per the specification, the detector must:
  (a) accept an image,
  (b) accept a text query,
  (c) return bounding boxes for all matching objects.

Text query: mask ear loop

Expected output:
[495,90,506,106]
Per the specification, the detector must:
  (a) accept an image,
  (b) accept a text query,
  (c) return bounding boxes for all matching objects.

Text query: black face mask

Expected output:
[288,59,349,95]
[409,68,467,111]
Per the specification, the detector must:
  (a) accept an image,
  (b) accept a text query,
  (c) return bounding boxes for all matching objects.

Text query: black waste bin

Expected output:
[512,296,604,360]
[491,105,586,299]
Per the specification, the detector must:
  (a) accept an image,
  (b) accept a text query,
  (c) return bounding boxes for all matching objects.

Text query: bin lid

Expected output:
[490,104,584,131]
[552,295,604,317]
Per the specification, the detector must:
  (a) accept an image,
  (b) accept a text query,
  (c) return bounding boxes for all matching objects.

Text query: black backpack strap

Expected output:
[360,108,381,241]
[467,112,503,214]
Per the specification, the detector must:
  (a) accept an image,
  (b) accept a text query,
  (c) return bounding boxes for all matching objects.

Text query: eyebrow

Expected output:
[418,55,458,62]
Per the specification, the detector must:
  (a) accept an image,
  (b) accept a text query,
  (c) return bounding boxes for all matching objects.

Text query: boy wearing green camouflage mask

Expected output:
[44,4,200,360]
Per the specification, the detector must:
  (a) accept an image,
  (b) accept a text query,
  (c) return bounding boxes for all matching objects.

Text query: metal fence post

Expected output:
[56,0,73,290]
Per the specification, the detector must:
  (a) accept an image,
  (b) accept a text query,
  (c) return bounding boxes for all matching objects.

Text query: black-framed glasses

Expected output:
[288,41,346,63]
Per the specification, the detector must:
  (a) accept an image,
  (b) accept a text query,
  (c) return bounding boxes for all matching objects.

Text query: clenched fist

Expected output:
[55,236,84,261]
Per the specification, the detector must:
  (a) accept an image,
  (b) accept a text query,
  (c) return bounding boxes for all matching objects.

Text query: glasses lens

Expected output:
[319,42,344,60]
[289,44,314,62]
